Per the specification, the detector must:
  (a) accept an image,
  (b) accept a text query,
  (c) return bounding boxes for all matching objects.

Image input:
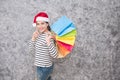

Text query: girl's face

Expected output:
[36,21,49,33]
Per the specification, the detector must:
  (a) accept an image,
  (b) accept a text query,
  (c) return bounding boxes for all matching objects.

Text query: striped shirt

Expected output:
[29,33,58,67]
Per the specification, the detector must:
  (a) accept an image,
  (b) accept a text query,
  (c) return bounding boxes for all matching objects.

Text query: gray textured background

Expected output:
[0,0,120,80]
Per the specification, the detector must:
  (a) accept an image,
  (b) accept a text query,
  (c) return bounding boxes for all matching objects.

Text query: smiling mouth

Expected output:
[39,28,43,30]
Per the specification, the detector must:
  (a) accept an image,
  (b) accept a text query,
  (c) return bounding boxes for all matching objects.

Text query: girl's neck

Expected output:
[43,30,50,34]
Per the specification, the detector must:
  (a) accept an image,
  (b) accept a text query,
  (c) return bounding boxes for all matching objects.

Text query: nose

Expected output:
[37,25,42,28]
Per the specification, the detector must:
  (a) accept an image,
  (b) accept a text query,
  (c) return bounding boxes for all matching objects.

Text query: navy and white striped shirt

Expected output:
[29,33,58,67]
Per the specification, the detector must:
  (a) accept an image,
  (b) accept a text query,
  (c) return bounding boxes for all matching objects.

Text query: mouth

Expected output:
[39,27,43,31]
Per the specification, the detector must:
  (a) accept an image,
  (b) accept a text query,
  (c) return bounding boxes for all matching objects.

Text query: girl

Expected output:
[29,12,58,80]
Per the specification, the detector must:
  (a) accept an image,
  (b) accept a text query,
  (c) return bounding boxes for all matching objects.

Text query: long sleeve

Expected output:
[29,40,36,54]
[30,33,58,67]
[48,39,58,58]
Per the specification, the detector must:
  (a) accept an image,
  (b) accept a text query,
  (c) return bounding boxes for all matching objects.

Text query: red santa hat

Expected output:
[33,12,49,27]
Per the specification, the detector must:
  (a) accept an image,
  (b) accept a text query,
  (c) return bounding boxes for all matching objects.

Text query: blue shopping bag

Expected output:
[51,16,75,36]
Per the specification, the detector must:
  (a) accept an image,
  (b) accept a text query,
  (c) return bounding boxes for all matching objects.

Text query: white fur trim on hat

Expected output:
[36,17,49,22]
[32,23,36,27]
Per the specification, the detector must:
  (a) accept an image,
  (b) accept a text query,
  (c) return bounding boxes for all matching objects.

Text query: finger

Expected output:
[33,32,38,37]
[34,31,39,36]
[36,31,39,34]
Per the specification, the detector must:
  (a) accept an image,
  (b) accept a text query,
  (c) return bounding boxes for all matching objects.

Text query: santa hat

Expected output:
[33,12,49,27]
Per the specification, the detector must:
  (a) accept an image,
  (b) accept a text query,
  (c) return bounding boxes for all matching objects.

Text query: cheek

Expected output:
[36,26,42,31]
[42,25,47,29]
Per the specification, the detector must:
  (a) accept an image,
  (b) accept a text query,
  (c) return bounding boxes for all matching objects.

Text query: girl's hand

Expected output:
[32,31,39,41]
[46,32,56,45]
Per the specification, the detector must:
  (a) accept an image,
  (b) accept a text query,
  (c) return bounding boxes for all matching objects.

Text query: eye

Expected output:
[41,22,45,25]
[36,23,40,25]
